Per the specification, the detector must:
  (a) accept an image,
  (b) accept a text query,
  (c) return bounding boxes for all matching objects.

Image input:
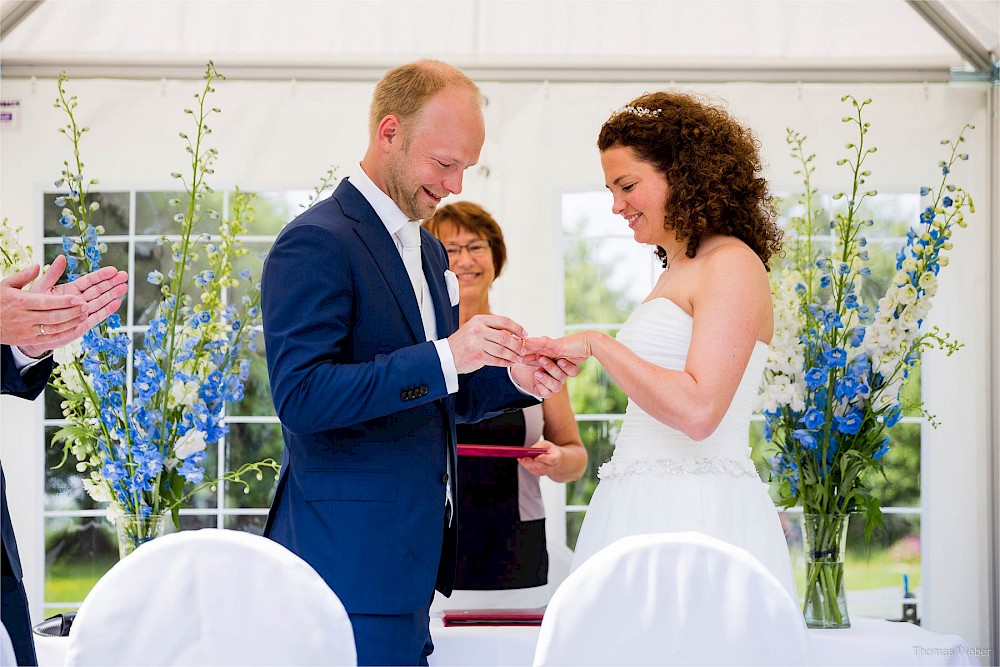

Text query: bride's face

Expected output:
[600,145,671,248]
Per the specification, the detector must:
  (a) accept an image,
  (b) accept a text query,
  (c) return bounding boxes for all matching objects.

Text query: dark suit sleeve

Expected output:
[262,223,450,435]
[455,366,539,425]
[1,344,53,400]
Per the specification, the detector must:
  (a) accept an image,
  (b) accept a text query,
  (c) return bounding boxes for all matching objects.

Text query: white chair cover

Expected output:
[66,528,356,666]
[1,620,18,666]
[534,532,808,666]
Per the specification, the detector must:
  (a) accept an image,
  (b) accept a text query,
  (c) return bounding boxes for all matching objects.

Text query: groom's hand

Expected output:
[510,355,579,399]
[448,314,529,374]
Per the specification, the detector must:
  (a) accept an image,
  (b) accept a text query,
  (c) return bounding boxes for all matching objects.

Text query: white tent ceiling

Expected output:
[1,0,997,82]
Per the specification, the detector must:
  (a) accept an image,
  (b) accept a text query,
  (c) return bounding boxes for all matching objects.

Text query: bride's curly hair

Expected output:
[598,91,783,269]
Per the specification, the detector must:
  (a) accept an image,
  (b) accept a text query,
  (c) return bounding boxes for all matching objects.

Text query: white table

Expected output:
[35,617,980,666]
[425,618,981,667]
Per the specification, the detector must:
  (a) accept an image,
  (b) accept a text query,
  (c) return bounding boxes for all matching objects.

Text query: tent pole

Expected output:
[987,79,999,665]
[0,0,43,40]
[0,58,956,84]
[906,0,996,75]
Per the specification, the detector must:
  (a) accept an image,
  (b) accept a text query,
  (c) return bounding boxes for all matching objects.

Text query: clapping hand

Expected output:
[1,255,128,358]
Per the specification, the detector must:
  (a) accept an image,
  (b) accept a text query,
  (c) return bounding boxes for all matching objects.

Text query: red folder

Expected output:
[457,444,544,458]
[441,608,545,627]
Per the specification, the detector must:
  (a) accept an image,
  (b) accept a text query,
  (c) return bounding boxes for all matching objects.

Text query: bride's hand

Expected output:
[521,332,593,365]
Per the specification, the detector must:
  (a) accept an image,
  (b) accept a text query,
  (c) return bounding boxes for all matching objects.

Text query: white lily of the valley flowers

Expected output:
[174,429,208,460]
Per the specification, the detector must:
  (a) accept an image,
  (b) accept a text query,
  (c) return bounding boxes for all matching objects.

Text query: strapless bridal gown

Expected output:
[571,298,797,600]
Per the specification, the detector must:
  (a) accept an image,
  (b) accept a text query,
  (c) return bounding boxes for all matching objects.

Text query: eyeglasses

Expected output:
[444,240,491,258]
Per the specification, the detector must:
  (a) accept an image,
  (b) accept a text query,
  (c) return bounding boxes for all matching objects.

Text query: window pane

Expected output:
[44,241,128,287]
[228,338,275,417]
[568,355,628,416]
[45,426,97,511]
[44,192,129,237]
[135,191,224,236]
[863,421,921,507]
[853,193,921,238]
[229,241,270,314]
[240,191,312,235]
[225,514,268,534]
[566,511,585,552]
[133,239,210,325]
[177,514,217,530]
[224,422,283,508]
[44,516,117,608]
[566,420,621,510]
[564,237,651,326]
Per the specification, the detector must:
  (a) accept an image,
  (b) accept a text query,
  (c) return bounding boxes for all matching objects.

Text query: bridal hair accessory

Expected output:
[615,105,662,118]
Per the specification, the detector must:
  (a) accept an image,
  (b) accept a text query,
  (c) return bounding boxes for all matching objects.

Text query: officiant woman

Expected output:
[425,202,587,609]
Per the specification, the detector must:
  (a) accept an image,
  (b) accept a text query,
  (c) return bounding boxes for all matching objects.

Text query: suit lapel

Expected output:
[335,180,425,343]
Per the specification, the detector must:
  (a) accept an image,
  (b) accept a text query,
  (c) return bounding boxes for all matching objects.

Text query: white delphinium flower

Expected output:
[173,428,208,459]
[758,268,807,412]
[83,478,114,503]
[53,339,84,366]
[169,380,201,409]
[0,218,33,277]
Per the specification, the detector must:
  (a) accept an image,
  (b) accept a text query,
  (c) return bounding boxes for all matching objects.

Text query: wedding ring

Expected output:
[38,324,46,336]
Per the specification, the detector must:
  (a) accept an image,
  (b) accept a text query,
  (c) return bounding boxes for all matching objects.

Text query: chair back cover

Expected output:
[66,528,356,666]
[1,620,17,666]
[534,532,807,666]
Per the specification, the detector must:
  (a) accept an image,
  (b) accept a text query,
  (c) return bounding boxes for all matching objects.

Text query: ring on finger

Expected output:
[38,323,46,336]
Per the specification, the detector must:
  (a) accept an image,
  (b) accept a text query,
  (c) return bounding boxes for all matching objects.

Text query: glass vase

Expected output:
[802,513,851,629]
[116,513,167,559]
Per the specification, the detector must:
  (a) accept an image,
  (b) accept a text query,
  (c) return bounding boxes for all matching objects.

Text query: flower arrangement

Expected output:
[48,63,279,538]
[757,96,973,626]
[0,218,33,277]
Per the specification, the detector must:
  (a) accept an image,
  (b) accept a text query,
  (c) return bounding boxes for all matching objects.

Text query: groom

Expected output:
[261,60,577,666]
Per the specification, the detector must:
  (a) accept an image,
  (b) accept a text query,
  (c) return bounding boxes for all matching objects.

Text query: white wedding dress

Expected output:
[571,297,798,600]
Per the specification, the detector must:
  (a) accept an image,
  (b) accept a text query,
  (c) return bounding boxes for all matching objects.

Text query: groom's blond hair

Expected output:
[369,60,482,139]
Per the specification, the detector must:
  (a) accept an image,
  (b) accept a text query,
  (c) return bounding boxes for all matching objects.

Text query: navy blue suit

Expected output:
[261,180,537,665]
[2,344,52,667]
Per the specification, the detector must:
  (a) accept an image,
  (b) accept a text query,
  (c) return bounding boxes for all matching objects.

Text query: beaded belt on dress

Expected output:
[597,456,761,481]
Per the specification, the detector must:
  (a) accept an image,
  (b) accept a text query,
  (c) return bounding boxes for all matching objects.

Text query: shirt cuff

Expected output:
[11,345,51,375]
[508,367,544,401]
[432,339,459,395]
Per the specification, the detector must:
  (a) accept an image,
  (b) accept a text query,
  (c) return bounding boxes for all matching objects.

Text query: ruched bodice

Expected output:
[599,298,768,479]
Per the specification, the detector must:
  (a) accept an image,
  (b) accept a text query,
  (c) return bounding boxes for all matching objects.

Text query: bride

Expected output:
[524,91,796,598]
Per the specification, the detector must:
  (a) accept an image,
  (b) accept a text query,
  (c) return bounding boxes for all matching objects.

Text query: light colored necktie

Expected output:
[397,220,424,309]
[396,220,436,341]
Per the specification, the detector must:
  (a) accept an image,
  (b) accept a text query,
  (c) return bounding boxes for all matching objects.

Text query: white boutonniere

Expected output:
[444,270,460,306]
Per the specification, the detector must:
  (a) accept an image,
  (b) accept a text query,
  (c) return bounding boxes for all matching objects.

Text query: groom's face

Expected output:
[384,88,485,221]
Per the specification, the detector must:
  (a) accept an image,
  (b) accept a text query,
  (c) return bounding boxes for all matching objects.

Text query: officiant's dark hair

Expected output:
[598,91,783,269]
[425,201,508,278]
[370,60,483,139]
